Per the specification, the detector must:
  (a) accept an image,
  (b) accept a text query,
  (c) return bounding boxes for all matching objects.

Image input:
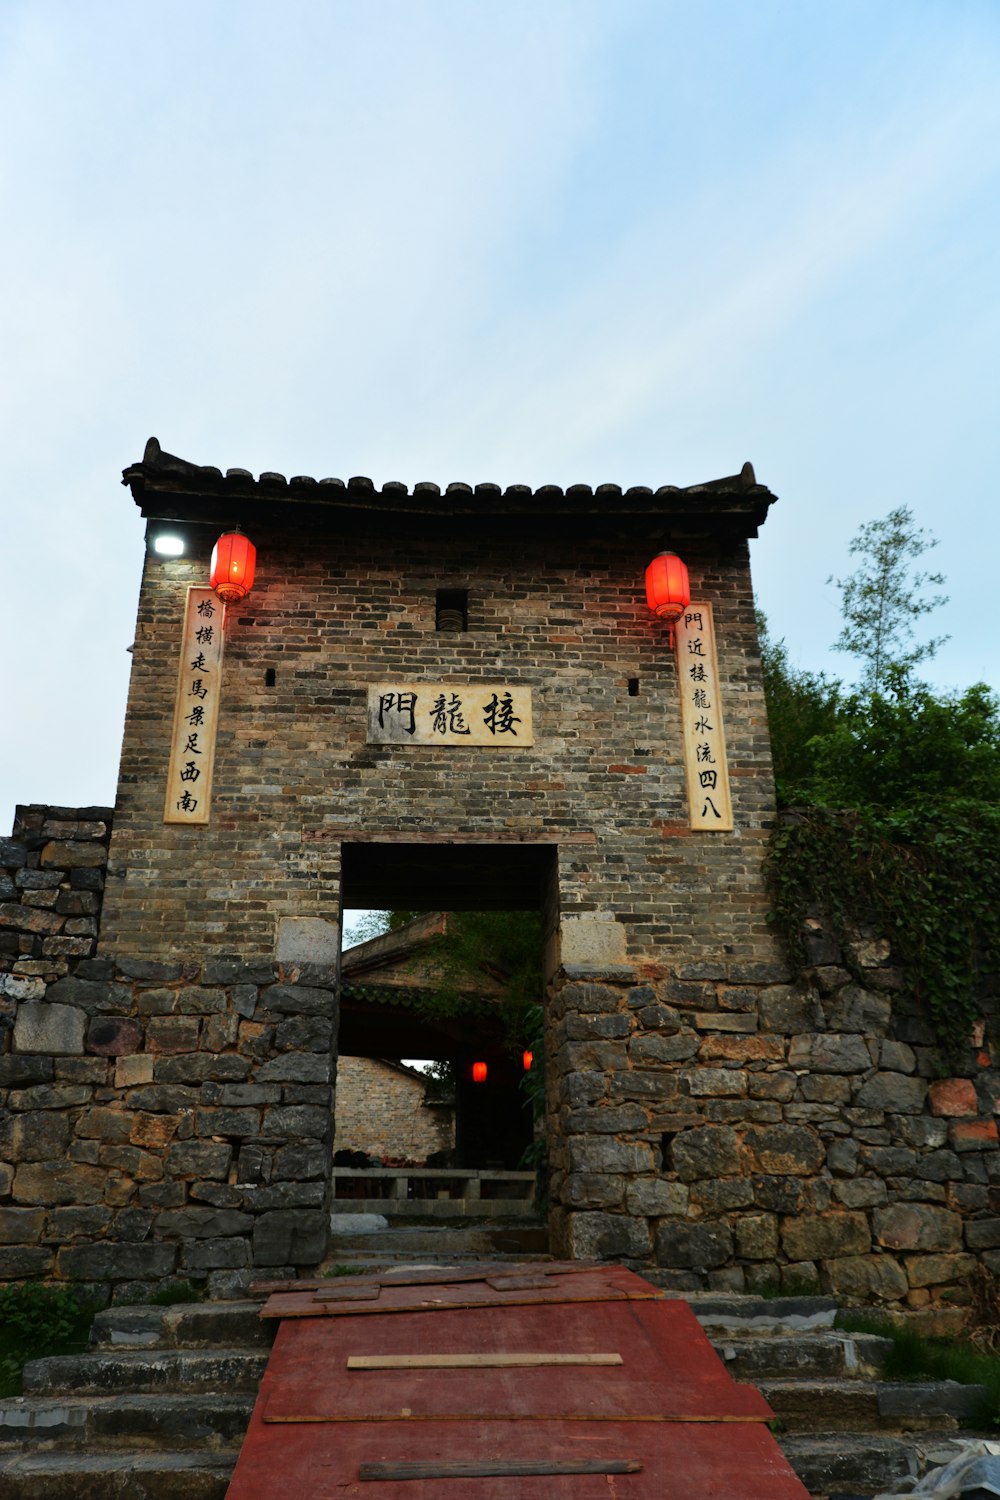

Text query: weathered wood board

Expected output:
[367,683,533,746]
[259,1298,772,1425]
[260,1264,657,1322]
[675,602,733,830]
[227,1265,810,1499]
[163,587,225,825]
[229,1415,809,1497]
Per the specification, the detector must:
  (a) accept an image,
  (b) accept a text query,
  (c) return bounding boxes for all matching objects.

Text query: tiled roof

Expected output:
[123,437,776,537]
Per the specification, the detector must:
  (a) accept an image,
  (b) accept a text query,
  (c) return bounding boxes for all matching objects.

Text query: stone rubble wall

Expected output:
[549,919,1000,1329]
[1,805,112,997]
[5,805,1000,1321]
[334,1056,454,1163]
[0,806,334,1297]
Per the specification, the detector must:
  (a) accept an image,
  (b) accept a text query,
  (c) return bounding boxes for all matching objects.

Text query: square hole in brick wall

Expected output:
[435,588,468,632]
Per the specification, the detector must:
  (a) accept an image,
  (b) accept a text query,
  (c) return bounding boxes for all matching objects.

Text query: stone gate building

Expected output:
[2,438,997,1313]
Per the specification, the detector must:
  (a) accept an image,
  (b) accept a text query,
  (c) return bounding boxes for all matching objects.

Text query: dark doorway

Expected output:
[337,840,558,1183]
[340,840,556,912]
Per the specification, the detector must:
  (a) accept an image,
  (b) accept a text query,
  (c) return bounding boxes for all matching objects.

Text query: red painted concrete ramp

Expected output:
[226,1262,809,1499]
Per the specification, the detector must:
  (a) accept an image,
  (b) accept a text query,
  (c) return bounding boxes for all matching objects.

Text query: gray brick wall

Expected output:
[100,526,776,965]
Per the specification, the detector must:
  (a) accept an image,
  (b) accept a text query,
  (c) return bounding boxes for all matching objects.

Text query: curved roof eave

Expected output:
[124,437,777,539]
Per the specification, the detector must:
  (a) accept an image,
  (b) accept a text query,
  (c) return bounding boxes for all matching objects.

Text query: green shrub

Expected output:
[115,1278,205,1307]
[0,1282,95,1397]
[148,1279,204,1306]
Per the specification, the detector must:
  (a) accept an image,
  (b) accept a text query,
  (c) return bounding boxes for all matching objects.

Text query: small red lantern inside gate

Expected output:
[522,1050,533,1072]
[472,1061,487,1084]
[210,530,257,603]
[645,551,690,647]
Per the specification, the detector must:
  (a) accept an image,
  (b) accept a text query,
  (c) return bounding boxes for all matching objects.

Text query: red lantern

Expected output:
[522,1050,533,1072]
[645,551,690,646]
[472,1061,487,1084]
[210,530,256,603]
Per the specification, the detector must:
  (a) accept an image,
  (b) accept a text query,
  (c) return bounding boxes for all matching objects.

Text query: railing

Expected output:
[331,1167,536,1218]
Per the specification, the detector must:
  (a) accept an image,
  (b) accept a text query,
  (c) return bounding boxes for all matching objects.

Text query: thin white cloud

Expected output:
[1,2,998,827]
[411,72,1000,484]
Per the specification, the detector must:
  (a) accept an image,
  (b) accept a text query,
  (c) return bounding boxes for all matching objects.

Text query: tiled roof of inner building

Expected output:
[123,438,777,536]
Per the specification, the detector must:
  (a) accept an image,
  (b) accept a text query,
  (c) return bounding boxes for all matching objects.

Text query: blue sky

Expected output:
[2,0,998,833]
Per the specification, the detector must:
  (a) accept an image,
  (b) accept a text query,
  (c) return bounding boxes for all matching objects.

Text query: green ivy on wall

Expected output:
[764,804,1000,1070]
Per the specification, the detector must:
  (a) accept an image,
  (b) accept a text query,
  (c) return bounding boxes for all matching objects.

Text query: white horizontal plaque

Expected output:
[367,684,533,746]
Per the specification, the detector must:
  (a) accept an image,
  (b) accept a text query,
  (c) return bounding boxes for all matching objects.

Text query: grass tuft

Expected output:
[836,1308,1000,1426]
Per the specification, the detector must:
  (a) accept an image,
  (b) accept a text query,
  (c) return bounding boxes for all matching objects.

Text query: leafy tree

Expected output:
[376,910,547,1145]
[342,909,392,946]
[756,611,842,805]
[810,673,1000,811]
[829,505,948,692]
[401,910,542,1042]
[350,909,543,1046]
[762,510,999,1066]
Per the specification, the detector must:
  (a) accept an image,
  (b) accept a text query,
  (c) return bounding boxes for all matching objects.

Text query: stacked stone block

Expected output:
[6,803,996,1315]
[548,899,1000,1327]
[0,954,335,1295]
[0,805,111,998]
[1,809,335,1294]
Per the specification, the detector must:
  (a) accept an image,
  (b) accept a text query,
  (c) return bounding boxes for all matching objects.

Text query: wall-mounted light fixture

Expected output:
[210,529,256,603]
[152,534,185,557]
[645,551,690,648]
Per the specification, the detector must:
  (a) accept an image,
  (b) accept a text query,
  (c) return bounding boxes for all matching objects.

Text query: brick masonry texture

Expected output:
[98,523,775,964]
[334,1057,454,1163]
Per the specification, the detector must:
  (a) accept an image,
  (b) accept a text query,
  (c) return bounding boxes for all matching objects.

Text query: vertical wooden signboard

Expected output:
[675,603,733,831]
[163,588,224,825]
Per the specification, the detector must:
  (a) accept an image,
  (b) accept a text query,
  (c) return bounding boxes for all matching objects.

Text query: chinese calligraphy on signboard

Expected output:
[675,604,733,831]
[367,684,534,746]
[163,588,225,824]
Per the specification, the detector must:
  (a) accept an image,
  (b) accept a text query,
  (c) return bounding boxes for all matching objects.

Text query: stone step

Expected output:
[0,1449,234,1499]
[669,1289,840,1333]
[780,1431,980,1498]
[13,1280,990,1500]
[22,1348,268,1397]
[328,1221,548,1256]
[711,1331,891,1381]
[90,1301,272,1352]
[760,1377,991,1433]
[320,1250,549,1275]
[0,1392,252,1451]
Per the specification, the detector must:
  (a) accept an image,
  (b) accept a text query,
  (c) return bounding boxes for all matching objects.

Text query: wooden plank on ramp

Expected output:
[226,1264,810,1500]
[260,1263,658,1321]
